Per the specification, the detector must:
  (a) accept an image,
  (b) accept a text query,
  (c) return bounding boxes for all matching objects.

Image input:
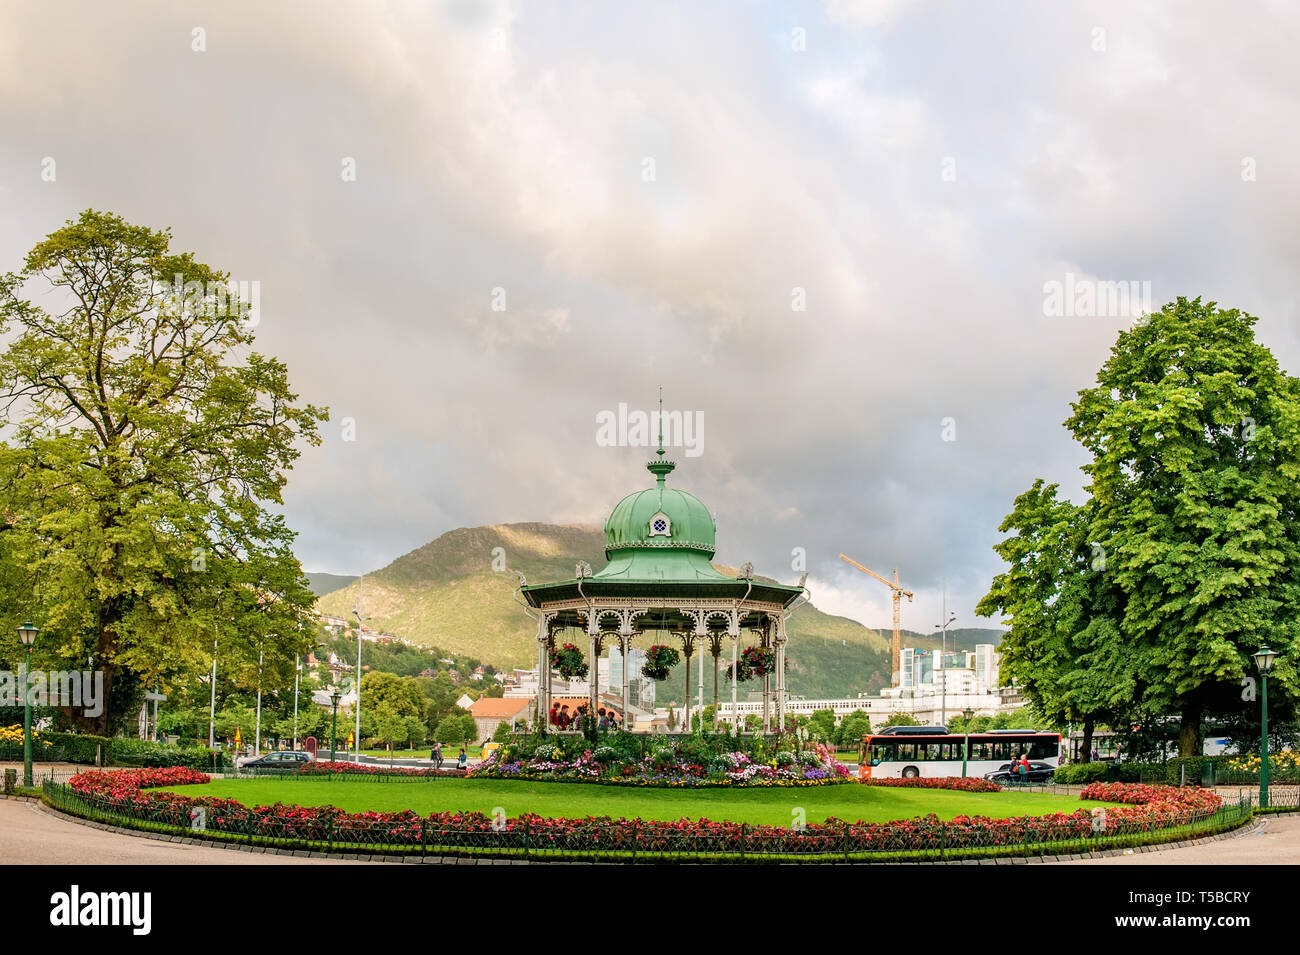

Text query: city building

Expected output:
[714,643,1018,727]
[466,697,532,742]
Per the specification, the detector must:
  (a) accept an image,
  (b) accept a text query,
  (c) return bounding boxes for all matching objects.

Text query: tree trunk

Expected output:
[1081,719,1094,764]
[1179,701,1202,758]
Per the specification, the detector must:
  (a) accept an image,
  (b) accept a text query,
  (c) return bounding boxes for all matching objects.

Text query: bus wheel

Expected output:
[902,766,920,779]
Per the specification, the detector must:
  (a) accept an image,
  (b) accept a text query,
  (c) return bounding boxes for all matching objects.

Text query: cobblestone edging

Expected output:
[35,799,1265,865]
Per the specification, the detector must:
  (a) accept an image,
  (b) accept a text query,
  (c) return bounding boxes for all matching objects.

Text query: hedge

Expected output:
[1054,761,1166,784]
[2,731,226,770]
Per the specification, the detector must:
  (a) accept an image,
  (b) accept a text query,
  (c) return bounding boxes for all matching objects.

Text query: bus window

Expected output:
[1029,738,1059,760]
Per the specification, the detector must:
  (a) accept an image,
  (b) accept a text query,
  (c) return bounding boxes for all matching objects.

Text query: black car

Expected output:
[240,751,311,773]
[984,762,1056,784]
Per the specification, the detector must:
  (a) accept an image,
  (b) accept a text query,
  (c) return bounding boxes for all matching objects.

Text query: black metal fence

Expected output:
[41,781,1256,863]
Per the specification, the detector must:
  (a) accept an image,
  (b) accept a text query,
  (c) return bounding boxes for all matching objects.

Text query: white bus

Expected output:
[858,728,1062,781]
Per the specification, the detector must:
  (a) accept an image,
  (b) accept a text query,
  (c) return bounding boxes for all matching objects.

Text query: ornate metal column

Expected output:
[587,609,601,720]
[761,618,772,735]
[774,612,788,732]
[620,628,632,729]
[678,630,697,732]
[535,613,550,730]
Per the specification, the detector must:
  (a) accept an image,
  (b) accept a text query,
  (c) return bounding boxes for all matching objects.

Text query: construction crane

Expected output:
[838,554,913,688]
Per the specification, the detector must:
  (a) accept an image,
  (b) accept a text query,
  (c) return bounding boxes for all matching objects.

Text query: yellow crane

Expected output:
[838,554,913,688]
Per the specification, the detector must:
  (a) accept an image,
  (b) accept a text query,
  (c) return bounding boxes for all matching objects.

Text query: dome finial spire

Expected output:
[646,385,676,489]
[656,385,664,458]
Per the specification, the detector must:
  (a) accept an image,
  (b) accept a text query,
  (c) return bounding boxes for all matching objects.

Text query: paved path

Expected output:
[1048,814,1300,865]
[1,799,374,865]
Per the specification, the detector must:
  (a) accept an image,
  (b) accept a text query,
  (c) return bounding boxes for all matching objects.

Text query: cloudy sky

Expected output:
[3,0,1299,635]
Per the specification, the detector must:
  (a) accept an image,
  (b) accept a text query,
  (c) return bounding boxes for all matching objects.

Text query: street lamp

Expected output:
[1253,646,1277,809]
[329,691,342,762]
[16,622,39,788]
[934,611,956,725]
[961,706,974,778]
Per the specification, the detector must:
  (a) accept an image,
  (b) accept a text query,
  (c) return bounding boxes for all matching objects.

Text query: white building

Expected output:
[714,643,1018,727]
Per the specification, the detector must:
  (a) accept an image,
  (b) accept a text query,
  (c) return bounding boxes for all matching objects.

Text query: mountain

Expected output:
[314,522,1004,700]
[306,572,358,597]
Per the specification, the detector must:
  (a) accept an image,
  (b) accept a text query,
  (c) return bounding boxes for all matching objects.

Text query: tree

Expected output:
[837,710,872,747]
[460,712,478,745]
[976,481,1134,759]
[806,708,837,743]
[372,704,408,753]
[360,671,422,721]
[0,210,326,732]
[986,298,1300,757]
[434,710,474,746]
[879,713,919,729]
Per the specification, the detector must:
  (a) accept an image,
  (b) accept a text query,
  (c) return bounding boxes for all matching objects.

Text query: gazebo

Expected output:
[520,431,806,734]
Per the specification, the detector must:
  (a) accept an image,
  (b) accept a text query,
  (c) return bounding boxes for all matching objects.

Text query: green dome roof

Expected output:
[592,444,731,583]
[603,483,716,557]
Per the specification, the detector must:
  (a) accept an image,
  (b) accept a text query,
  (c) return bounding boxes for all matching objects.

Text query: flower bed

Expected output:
[1079,782,1221,812]
[54,768,1244,859]
[862,776,1001,793]
[472,747,853,788]
[68,766,210,797]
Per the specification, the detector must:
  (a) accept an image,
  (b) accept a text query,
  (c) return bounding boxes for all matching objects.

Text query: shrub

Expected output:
[1052,762,1110,785]
[774,751,796,767]
[1163,755,1236,786]
[533,743,561,762]
[592,746,621,765]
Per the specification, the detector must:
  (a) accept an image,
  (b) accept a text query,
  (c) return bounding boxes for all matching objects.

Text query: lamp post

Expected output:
[961,706,974,778]
[292,655,301,751]
[934,608,956,725]
[1254,646,1277,809]
[329,691,341,762]
[16,622,39,788]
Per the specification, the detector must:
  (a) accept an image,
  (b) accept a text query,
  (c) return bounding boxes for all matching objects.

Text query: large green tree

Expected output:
[982,299,1299,756]
[976,480,1135,758]
[0,210,327,732]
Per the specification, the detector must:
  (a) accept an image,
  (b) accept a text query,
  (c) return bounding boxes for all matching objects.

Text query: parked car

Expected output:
[984,762,1056,784]
[239,751,311,772]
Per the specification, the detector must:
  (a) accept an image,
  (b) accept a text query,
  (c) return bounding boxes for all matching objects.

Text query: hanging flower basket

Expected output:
[726,645,776,682]
[641,645,680,681]
[550,643,589,681]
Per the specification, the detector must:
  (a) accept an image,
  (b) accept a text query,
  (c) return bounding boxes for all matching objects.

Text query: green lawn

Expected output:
[168,777,1103,826]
